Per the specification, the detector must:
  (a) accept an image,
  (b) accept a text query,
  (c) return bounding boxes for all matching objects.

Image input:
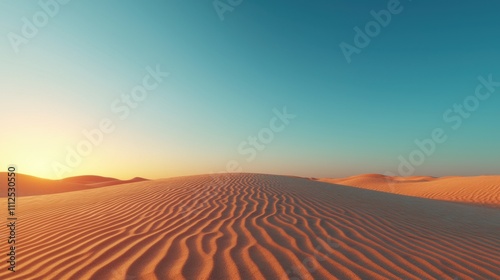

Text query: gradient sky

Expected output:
[1,0,499,180]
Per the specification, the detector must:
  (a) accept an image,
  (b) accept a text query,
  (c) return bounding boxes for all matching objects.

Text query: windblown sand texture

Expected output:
[319,174,500,208]
[1,173,499,279]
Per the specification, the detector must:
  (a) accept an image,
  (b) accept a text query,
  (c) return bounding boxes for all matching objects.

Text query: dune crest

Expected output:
[0,173,148,197]
[1,173,499,279]
[319,174,500,207]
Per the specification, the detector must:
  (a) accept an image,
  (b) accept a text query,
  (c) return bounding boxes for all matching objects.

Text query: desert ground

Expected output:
[318,174,500,208]
[1,173,499,279]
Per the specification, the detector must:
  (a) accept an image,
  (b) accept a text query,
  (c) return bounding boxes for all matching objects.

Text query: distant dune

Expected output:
[0,173,148,197]
[318,174,500,208]
[1,173,499,279]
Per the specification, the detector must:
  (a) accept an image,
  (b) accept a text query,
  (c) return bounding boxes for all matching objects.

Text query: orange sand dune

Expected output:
[0,173,148,197]
[318,174,500,208]
[1,173,499,280]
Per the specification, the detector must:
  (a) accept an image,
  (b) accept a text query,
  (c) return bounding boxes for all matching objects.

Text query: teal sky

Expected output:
[1,0,499,179]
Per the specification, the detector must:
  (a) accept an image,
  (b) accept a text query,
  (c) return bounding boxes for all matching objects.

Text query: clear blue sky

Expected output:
[1,0,499,179]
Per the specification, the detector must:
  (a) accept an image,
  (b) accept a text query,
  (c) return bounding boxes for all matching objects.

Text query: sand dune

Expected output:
[318,174,500,208]
[1,173,499,279]
[0,173,148,197]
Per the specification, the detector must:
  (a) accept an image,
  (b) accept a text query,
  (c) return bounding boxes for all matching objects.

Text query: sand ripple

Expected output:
[1,174,499,280]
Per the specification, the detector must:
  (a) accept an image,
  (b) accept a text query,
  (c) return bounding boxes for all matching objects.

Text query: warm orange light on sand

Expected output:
[0,173,498,279]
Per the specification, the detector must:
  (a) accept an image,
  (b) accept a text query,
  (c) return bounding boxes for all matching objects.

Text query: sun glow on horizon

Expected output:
[1,1,499,179]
